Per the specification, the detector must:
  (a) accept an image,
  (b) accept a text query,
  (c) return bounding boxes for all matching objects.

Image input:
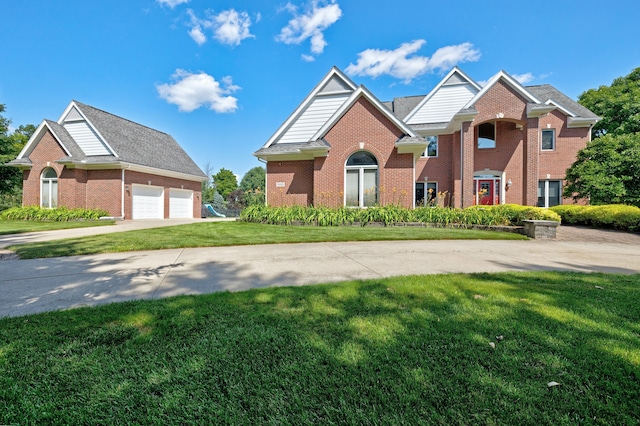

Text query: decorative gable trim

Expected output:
[464,70,542,109]
[15,120,72,160]
[261,67,358,149]
[405,67,481,125]
[58,101,118,157]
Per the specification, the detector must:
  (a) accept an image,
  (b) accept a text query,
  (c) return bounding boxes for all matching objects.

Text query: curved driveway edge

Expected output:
[1,236,639,318]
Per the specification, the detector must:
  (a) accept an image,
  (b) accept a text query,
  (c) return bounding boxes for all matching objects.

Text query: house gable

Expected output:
[59,101,116,156]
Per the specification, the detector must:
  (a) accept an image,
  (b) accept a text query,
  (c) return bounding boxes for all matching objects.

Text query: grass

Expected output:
[1,271,638,425]
[8,221,526,259]
[0,219,115,235]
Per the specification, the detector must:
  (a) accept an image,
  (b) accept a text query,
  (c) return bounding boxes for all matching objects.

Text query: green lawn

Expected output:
[1,271,638,425]
[0,219,115,235]
[9,221,526,259]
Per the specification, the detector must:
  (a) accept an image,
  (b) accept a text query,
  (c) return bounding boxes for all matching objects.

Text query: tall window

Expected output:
[345,151,378,207]
[541,129,556,150]
[422,136,438,157]
[40,167,58,208]
[416,182,437,207]
[478,122,496,149]
[537,180,561,207]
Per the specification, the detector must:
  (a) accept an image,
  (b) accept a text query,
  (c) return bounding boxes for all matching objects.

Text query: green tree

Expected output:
[240,166,265,192]
[201,161,216,203]
[212,168,238,199]
[564,68,640,206]
[0,105,34,209]
[578,67,640,138]
[564,133,640,206]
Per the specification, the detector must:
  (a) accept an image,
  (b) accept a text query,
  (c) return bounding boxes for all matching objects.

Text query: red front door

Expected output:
[476,179,500,205]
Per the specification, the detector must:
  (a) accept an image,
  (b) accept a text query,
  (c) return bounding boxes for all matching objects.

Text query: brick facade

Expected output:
[21,128,202,218]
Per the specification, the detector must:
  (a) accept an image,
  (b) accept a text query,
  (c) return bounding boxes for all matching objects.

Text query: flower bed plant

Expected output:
[241,204,560,227]
[1,206,110,222]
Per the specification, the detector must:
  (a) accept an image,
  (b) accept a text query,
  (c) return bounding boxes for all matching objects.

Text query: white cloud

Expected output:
[301,54,316,62]
[512,72,534,84]
[277,1,342,56]
[346,40,481,83]
[187,9,254,47]
[157,0,189,8]
[156,70,240,113]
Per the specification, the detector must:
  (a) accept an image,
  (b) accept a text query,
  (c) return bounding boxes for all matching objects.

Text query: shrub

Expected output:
[551,204,640,232]
[1,206,109,221]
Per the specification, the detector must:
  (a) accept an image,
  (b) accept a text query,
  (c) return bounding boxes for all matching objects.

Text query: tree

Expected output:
[212,168,238,199]
[578,67,640,138]
[0,105,34,208]
[564,133,640,206]
[201,161,216,203]
[226,188,245,210]
[240,166,265,192]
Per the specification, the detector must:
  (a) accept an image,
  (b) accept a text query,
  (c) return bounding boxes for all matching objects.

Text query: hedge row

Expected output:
[0,206,110,222]
[550,204,640,232]
[241,204,560,227]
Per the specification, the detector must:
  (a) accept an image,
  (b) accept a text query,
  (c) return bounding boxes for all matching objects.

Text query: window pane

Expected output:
[51,180,58,208]
[345,170,359,207]
[415,183,424,207]
[426,182,437,205]
[542,130,555,150]
[548,181,561,206]
[346,151,377,166]
[478,122,495,149]
[363,169,378,207]
[42,167,57,179]
[537,181,545,207]
[424,136,438,157]
[41,181,50,208]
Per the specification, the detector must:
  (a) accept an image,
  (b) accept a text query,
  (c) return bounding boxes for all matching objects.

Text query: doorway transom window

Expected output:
[345,151,378,207]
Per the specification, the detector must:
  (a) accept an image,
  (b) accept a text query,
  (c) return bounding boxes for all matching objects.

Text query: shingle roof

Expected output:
[525,85,599,119]
[73,101,206,177]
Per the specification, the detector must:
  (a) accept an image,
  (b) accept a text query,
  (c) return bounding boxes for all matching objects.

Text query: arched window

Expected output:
[345,151,378,207]
[40,167,58,208]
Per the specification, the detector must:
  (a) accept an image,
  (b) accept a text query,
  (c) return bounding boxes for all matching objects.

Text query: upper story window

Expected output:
[541,129,556,150]
[421,136,438,157]
[478,122,496,149]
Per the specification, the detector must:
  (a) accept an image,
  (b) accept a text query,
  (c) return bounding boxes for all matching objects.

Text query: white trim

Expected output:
[420,135,438,158]
[544,100,575,117]
[464,70,541,109]
[16,121,72,159]
[57,160,207,182]
[344,151,379,208]
[261,67,358,149]
[541,128,556,151]
[58,101,118,157]
[405,67,481,123]
[473,170,506,205]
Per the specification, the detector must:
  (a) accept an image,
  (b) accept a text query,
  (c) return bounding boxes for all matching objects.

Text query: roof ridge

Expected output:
[73,100,171,137]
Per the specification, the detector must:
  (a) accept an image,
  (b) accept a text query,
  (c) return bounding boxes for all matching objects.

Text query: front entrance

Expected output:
[475,178,500,205]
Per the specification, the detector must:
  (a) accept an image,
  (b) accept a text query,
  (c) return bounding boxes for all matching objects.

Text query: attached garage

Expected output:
[169,188,193,218]
[132,184,164,219]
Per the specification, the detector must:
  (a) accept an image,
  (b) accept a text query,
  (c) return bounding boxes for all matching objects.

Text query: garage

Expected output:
[169,188,193,218]
[132,184,164,219]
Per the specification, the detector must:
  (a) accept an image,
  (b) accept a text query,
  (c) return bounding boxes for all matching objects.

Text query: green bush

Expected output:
[241,204,560,228]
[551,204,640,232]
[1,206,109,221]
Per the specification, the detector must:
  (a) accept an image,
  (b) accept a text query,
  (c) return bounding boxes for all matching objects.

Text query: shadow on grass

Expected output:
[1,269,638,424]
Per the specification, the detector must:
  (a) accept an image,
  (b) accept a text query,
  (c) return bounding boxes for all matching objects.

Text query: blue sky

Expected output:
[1,0,638,178]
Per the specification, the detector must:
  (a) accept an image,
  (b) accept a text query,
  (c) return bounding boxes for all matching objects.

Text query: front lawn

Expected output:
[0,219,115,235]
[1,271,638,424]
[9,221,526,259]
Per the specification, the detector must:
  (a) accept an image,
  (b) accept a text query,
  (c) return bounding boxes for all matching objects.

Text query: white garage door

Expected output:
[169,189,193,219]
[132,185,164,219]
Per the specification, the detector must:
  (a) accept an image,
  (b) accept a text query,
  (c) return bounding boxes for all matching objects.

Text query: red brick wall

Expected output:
[21,128,202,218]
[416,134,455,206]
[265,161,314,206]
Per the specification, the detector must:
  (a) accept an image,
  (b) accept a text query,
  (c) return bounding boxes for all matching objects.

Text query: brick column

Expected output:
[461,122,475,208]
[525,118,539,206]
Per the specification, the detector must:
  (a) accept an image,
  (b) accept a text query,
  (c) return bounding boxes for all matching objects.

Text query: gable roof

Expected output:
[255,67,417,160]
[464,70,542,109]
[12,101,206,180]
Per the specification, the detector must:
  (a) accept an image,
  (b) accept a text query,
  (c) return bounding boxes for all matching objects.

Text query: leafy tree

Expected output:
[240,166,265,192]
[564,133,640,206]
[212,168,237,199]
[201,161,216,203]
[226,188,246,210]
[578,67,640,138]
[0,105,34,209]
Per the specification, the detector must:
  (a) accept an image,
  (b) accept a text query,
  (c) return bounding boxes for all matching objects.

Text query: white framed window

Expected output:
[537,180,562,207]
[478,122,496,149]
[421,136,438,157]
[541,129,556,151]
[40,167,58,208]
[415,181,437,207]
[345,151,378,207]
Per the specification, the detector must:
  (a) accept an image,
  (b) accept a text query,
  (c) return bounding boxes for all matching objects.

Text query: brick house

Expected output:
[9,101,207,219]
[254,67,599,209]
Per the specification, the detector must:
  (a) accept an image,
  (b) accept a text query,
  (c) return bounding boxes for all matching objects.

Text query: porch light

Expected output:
[506,179,513,188]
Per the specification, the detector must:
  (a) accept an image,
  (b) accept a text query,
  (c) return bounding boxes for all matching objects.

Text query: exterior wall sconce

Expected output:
[496,113,504,119]
[506,179,513,188]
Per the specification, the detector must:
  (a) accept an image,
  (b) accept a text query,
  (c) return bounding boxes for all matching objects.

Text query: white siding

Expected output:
[407,84,478,125]
[278,93,350,144]
[63,121,112,156]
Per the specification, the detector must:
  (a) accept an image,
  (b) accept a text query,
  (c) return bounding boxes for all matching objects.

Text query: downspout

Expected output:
[460,124,464,208]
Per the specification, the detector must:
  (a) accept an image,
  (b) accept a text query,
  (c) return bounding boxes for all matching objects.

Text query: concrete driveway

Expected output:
[1,222,639,318]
